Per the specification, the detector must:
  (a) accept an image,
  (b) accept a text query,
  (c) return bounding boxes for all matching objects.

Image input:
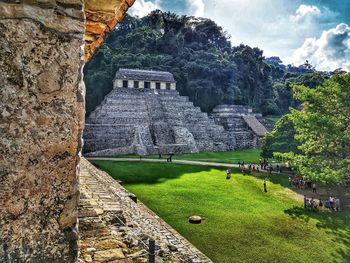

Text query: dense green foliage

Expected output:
[290,74,350,183]
[262,74,350,183]
[271,72,326,114]
[92,161,350,263]
[85,11,275,115]
[261,114,300,158]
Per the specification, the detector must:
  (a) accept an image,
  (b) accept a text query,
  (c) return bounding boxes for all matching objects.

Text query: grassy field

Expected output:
[91,161,350,263]
[113,148,268,164]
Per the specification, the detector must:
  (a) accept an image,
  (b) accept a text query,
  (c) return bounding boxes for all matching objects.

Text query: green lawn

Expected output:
[113,149,268,164]
[91,161,350,263]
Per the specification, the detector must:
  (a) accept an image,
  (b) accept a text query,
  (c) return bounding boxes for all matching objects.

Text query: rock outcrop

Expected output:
[0,1,133,262]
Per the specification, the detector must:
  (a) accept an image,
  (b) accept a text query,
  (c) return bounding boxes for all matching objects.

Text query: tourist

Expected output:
[263,178,267,193]
[167,153,174,162]
[299,178,304,189]
[226,168,231,180]
[276,165,280,173]
[312,199,318,212]
[268,165,273,174]
[319,199,323,208]
[329,196,334,209]
[304,195,307,209]
[312,183,317,194]
[288,176,292,187]
[242,164,246,176]
[238,160,241,168]
[335,198,340,212]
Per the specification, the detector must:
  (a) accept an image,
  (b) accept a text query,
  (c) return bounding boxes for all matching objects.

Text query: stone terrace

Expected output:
[78,158,212,263]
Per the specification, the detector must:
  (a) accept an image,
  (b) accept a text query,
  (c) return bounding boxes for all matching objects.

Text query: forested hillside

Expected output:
[84,10,329,116]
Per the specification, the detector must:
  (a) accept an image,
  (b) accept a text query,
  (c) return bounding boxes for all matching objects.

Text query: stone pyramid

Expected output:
[83,88,233,156]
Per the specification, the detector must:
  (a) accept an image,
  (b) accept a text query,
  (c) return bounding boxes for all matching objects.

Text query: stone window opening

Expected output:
[144,81,151,89]
[156,82,161,89]
[166,83,171,90]
[134,81,139,88]
[123,80,128,88]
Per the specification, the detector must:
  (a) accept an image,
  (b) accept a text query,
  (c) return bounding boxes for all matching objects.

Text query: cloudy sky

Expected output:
[129,0,350,71]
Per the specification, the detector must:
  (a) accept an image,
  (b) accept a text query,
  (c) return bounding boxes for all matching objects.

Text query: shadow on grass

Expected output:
[284,205,350,261]
[91,160,221,185]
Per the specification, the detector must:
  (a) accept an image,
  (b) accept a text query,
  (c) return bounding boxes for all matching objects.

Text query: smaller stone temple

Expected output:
[113,68,177,90]
[210,105,269,149]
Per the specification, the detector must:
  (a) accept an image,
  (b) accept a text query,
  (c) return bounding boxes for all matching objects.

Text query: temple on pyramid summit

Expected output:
[83,69,270,156]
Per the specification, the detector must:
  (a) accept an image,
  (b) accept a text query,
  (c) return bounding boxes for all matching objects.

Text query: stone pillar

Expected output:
[114,79,123,88]
[0,2,84,262]
[0,0,135,262]
[128,80,133,88]
[171,83,176,90]
[151,82,156,89]
[161,82,166,90]
[139,81,145,89]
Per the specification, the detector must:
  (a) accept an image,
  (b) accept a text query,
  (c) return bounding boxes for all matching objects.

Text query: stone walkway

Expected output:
[78,158,212,263]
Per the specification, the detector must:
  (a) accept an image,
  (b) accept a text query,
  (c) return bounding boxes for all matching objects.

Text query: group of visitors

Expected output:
[238,159,280,176]
[238,161,261,175]
[326,196,341,212]
[304,195,341,212]
[289,176,317,193]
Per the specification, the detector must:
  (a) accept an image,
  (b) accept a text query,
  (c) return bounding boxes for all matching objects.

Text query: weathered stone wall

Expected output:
[0,0,133,262]
[0,2,85,262]
[79,158,212,263]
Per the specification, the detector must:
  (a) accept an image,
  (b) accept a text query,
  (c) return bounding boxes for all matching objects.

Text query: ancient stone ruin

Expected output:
[84,69,231,155]
[0,1,270,261]
[83,69,270,156]
[211,105,269,149]
[0,0,135,262]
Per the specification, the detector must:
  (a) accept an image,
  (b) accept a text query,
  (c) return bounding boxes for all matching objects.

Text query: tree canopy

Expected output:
[84,11,275,115]
[262,74,350,184]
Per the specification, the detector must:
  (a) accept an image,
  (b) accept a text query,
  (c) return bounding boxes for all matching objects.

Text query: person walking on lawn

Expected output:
[226,168,231,180]
[312,183,317,194]
[242,164,246,176]
[263,178,267,193]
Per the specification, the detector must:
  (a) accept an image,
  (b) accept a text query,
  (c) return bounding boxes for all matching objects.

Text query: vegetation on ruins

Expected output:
[262,74,350,184]
[84,10,327,116]
[91,160,350,263]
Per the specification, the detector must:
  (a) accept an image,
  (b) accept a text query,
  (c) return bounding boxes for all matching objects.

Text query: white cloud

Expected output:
[291,4,321,23]
[129,0,161,17]
[187,0,205,17]
[288,23,350,71]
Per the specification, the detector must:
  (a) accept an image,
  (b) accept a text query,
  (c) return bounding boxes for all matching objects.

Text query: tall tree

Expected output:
[288,74,350,183]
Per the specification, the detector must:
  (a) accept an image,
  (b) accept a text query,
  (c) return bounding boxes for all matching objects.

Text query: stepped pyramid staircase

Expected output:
[243,115,268,137]
[83,88,232,156]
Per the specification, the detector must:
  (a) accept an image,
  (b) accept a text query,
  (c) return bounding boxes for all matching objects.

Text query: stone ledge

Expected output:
[79,158,212,263]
